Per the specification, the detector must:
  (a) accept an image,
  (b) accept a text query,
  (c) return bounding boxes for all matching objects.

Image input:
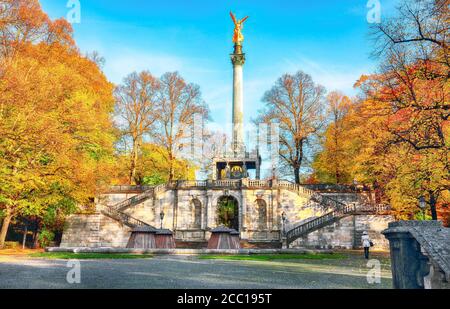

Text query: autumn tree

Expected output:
[0,1,115,248]
[258,71,326,184]
[364,0,449,220]
[313,91,353,184]
[113,143,196,186]
[310,0,449,221]
[154,72,209,182]
[0,0,74,58]
[115,71,160,184]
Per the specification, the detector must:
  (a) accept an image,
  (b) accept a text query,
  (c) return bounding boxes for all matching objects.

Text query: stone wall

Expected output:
[98,214,132,247]
[60,214,101,248]
[290,215,394,250]
[62,186,393,248]
[61,213,131,248]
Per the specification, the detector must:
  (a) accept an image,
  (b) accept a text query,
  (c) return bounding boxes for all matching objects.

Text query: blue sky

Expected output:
[40,0,398,131]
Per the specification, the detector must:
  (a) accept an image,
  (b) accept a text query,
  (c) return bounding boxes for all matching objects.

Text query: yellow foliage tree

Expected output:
[113,143,196,186]
[0,1,115,247]
[313,91,354,184]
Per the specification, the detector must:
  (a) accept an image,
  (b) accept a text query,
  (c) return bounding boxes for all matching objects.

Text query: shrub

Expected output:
[38,229,55,248]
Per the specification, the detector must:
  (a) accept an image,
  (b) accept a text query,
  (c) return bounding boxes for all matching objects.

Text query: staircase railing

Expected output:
[110,183,170,212]
[112,189,155,211]
[285,203,391,247]
[101,205,154,228]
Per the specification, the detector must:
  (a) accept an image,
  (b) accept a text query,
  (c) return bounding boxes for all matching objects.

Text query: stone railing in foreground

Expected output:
[383,221,450,289]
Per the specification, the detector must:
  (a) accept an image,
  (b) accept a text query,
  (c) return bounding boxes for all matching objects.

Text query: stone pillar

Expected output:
[382,221,441,289]
[172,186,179,232]
[240,190,246,234]
[201,193,208,230]
[206,193,215,228]
[256,157,261,180]
[268,192,273,231]
[231,44,246,155]
[212,161,217,181]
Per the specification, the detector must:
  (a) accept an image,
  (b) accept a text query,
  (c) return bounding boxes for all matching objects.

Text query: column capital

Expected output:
[231,53,246,66]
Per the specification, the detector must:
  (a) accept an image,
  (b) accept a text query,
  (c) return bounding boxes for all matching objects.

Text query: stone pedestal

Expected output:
[383,221,449,289]
[126,226,157,249]
[155,229,176,249]
[208,226,241,249]
[230,230,241,249]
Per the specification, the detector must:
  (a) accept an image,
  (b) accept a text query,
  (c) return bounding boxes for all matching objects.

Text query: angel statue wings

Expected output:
[230,12,249,45]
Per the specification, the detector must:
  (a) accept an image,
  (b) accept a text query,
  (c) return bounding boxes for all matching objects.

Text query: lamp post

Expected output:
[419,196,427,220]
[160,210,165,230]
[353,179,358,192]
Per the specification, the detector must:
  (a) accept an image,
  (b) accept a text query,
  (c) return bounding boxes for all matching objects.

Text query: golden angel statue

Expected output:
[230,12,249,45]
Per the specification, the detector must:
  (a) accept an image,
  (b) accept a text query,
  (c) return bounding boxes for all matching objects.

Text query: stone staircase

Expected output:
[100,205,155,228]
[285,203,391,248]
[103,180,389,241]
[98,184,172,228]
[111,184,168,212]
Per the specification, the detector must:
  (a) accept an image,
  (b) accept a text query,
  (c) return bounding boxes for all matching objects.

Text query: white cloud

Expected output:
[279,56,372,95]
[104,49,185,84]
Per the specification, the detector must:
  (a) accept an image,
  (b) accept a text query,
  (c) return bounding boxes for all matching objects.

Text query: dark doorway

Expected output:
[217,196,239,231]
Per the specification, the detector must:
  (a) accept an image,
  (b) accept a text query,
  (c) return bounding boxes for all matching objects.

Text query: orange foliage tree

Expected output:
[312,91,354,184]
[312,0,449,222]
[0,0,115,248]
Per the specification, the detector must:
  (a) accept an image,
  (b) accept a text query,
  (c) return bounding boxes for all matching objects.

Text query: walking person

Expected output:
[361,231,372,259]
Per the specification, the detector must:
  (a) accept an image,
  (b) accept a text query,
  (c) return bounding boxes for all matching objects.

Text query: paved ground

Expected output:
[0,253,392,289]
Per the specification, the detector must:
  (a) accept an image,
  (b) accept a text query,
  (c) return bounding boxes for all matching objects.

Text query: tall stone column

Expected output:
[231,44,246,155]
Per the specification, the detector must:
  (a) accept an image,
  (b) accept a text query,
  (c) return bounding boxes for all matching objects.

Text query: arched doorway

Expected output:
[217,196,239,231]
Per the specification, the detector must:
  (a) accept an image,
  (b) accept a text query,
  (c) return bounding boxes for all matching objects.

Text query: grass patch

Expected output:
[199,253,347,261]
[29,252,153,260]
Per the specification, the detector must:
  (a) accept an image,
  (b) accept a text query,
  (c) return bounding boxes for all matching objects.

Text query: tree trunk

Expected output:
[129,140,138,185]
[430,192,438,221]
[294,166,301,184]
[168,151,175,182]
[0,212,12,249]
[22,225,28,249]
[31,217,42,249]
[293,141,304,185]
[33,232,39,249]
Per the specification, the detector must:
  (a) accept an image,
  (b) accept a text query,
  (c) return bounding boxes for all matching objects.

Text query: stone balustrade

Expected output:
[108,180,321,196]
[383,221,450,289]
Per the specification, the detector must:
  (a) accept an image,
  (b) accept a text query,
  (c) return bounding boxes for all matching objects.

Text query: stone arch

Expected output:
[255,199,268,230]
[191,198,202,229]
[212,191,241,206]
[216,195,239,231]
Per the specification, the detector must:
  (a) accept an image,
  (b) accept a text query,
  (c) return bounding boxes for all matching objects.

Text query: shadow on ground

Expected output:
[0,251,392,289]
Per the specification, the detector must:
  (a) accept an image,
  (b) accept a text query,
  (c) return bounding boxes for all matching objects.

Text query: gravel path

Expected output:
[0,254,392,289]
